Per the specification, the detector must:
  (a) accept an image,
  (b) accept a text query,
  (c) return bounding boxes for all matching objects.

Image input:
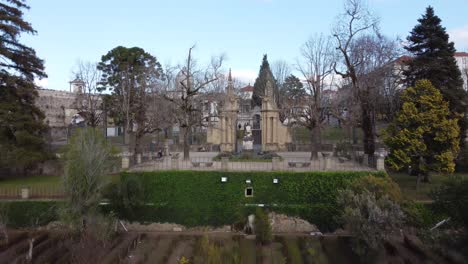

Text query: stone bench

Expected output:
[288,161,311,168]
[338,157,350,163]
[154,156,164,162]
[191,161,214,167]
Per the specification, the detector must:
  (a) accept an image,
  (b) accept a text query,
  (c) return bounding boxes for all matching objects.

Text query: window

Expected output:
[245,187,253,197]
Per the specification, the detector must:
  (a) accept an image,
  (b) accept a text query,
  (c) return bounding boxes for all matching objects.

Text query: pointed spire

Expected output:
[227,68,234,96]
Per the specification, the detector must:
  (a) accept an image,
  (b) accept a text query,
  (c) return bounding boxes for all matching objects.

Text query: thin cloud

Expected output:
[231,69,257,84]
[450,25,468,50]
[35,78,49,89]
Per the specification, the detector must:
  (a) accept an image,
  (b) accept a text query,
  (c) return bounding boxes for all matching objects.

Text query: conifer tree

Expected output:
[0,0,49,174]
[252,55,279,108]
[404,6,467,144]
[384,80,460,186]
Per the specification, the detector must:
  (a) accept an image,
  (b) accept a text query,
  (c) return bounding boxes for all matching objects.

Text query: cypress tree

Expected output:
[0,0,49,174]
[403,6,467,145]
[252,55,279,108]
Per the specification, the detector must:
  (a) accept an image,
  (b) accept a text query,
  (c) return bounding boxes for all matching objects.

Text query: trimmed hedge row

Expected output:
[0,201,61,228]
[107,170,387,230]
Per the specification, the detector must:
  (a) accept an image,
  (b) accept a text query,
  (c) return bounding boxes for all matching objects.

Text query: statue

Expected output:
[242,122,254,151]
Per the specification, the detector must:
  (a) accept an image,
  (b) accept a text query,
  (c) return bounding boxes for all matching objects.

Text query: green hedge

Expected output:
[0,201,61,228]
[107,170,386,230]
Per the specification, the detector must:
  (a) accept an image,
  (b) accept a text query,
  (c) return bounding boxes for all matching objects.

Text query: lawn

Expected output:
[389,172,467,201]
[0,174,120,188]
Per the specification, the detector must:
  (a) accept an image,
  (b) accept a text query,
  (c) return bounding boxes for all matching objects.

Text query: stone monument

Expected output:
[242,123,254,151]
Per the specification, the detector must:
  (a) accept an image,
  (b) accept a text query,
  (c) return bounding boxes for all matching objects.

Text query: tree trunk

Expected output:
[310,126,321,160]
[416,173,421,191]
[183,128,190,160]
[361,104,375,156]
[134,131,143,164]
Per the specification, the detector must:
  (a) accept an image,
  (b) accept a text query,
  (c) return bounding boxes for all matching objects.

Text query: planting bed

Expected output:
[0,230,450,263]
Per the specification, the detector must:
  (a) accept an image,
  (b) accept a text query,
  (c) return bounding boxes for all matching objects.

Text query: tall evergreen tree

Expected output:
[252,55,279,108]
[384,80,460,185]
[98,46,164,160]
[404,6,467,144]
[0,0,49,174]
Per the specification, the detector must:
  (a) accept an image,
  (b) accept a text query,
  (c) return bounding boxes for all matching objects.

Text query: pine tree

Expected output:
[282,74,305,100]
[0,0,49,174]
[384,80,460,185]
[252,55,279,108]
[404,6,467,145]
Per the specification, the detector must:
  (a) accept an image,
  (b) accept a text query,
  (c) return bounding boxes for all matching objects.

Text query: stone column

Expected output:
[21,187,30,199]
[221,157,229,171]
[171,156,179,170]
[324,154,331,171]
[376,156,385,171]
[362,154,369,166]
[122,155,130,169]
[136,153,142,164]
[273,117,277,143]
[272,157,280,171]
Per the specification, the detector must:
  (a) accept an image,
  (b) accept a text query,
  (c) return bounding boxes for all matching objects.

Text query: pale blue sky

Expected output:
[21,0,468,90]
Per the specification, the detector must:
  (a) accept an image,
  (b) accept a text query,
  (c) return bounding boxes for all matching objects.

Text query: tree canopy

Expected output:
[98,46,164,149]
[0,0,49,173]
[384,80,460,175]
[252,55,279,108]
[403,6,467,142]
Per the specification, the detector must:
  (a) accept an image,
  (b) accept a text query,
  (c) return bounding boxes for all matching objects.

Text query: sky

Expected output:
[21,0,468,91]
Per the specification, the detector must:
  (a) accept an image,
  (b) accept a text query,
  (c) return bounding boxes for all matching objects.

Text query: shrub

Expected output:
[337,189,405,258]
[402,202,444,229]
[430,177,468,229]
[0,201,60,228]
[254,208,272,244]
[62,128,116,228]
[350,175,402,202]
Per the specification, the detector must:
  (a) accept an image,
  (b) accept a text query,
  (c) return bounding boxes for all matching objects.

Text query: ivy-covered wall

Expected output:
[108,170,386,230]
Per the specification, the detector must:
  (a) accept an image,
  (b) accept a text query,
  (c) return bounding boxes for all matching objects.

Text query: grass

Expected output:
[389,172,467,201]
[0,174,120,188]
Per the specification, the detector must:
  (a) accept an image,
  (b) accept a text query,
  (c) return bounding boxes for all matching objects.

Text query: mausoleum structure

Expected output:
[207,69,239,152]
[207,70,291,152]
[260,79,291,151]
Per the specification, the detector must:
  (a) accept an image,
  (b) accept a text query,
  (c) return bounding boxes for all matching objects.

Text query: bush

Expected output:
[0,201,60,228]
[430,177,468,229]
[106,171,386,230]
[337,189,405,258]
[350,175,402,202]
[254,208,272,244]
[402,202,444,229]
[62,128,116,228]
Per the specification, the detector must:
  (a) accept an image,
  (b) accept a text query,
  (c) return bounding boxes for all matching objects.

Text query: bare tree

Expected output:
[72,60,103,127]
[296,34,336,160]
[333,0,398,157]
[272,60,291,88]
[163,46,224,160]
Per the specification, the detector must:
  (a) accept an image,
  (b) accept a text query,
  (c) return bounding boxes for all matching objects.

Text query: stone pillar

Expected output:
[122,155,130,169]
[272,157,280,171]
[221,157,229,171]
[148,152,152,160]
[21,187,30,199]
[136,153,142,164]
[171,156,179,170]
[273,117,277,143]
[324,155,331,171]
[377,156,385,171]
[362,154,369,167]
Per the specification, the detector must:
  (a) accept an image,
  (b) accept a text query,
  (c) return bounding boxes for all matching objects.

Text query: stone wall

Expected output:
[36,89,78,141]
